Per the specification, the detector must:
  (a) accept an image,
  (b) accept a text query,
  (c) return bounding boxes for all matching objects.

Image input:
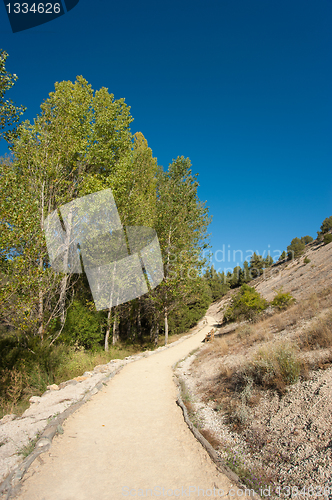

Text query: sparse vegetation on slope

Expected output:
[178,270,332,496]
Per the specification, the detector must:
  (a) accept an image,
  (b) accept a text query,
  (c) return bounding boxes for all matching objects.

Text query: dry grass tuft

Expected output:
[192,337,229,368]
[236,325,255,339]
[0,368,30,416]
[250,342,305,393]
[300,311,332,350]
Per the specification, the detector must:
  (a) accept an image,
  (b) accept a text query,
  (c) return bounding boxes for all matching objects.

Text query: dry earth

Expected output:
[175,240,332,500]
[1,321,257,500]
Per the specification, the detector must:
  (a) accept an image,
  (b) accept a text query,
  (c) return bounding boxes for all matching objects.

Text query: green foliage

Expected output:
[318,216,332,239]
[60,301,104,350]
[1,74,212,358]
[246,253,274,280]
[229,265,242,289]
[323,233,332,245]
[278,250,287,261]
[248,253,264,278]
[0,330,146,417]
[0,76,136,344]
[301,235,313,245]
[241,260,251,283]
[0,333,69,416]
[0,50,26,144]
[271,289,295,310]
[223,284,269,323]
[19,436,39,458]
[303,257,311,264]
[287,237,305,259]
[153,156,212,344]
[264,255,274,267]
[168,279,211,335]
[204,266,229,299]
[0,73,215,414]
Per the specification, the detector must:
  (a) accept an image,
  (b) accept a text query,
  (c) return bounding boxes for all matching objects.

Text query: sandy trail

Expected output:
[16,317,238,500]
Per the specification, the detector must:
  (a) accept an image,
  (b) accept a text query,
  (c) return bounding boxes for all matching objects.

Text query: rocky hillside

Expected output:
[176,239,332,498]
[209,238,332,323]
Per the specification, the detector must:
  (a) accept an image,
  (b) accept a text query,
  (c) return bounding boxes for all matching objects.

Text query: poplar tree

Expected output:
[0,49,26,144]
[153,157,211,344]
[0,77,134,344]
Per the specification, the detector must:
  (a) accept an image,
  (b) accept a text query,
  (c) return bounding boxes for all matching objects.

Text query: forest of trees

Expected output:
[0,53,213,355]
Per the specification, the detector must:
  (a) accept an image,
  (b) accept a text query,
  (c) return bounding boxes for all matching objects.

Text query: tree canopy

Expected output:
[0,49,26,144]
[0,75,212,350]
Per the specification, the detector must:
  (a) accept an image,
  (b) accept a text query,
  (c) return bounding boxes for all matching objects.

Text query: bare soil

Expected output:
[9,320,244,500]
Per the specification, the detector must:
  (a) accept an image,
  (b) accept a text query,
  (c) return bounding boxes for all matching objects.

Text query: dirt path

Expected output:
[15,317,240,500]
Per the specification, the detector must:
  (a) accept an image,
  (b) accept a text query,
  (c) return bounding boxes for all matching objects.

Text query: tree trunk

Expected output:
[127,319,131,340]
[137,298,141,339]
[150,319,154,343]
[164,306,168,346]
[154,323,159,347]
[163,229,171,346]
[38,182,45,340]
[37,255,44,340]
[105,307,112,351]
[112,310,119,345]
[58,207,73,327]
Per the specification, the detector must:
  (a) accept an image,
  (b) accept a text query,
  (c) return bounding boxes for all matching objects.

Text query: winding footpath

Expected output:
[15,317,243,500]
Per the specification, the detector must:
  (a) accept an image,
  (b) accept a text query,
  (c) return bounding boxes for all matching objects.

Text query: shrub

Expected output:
[251,342,302,392]
[223,285,269,323]
[0,368,28,415]
[323,233,332,245]
[236,325,255,339]
[60,300,104,350]
[303,257,311,264]
[318,216,332,239]
[301,312,332,349]
[287,237,305,259]
[278,250,287,261]
[301,236,313,245]
[271,289,295,310]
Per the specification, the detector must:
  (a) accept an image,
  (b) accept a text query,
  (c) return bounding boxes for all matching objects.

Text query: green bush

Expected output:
[168,282,211,335]
[323,233,332,245]
[301,236,313,245]
[0,336,69,417]
[223,284,269,323]
[318,216,332,239]
[278,250,287,261]
[271,289,295,310]
[287,237,305,259]
[60,301,104,350]
[303,257,311,264]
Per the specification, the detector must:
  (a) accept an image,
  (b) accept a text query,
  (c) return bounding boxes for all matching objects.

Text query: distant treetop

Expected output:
[318,216,332,239]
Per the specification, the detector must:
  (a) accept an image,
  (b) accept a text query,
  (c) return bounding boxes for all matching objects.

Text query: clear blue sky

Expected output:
[1,0,331,274]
